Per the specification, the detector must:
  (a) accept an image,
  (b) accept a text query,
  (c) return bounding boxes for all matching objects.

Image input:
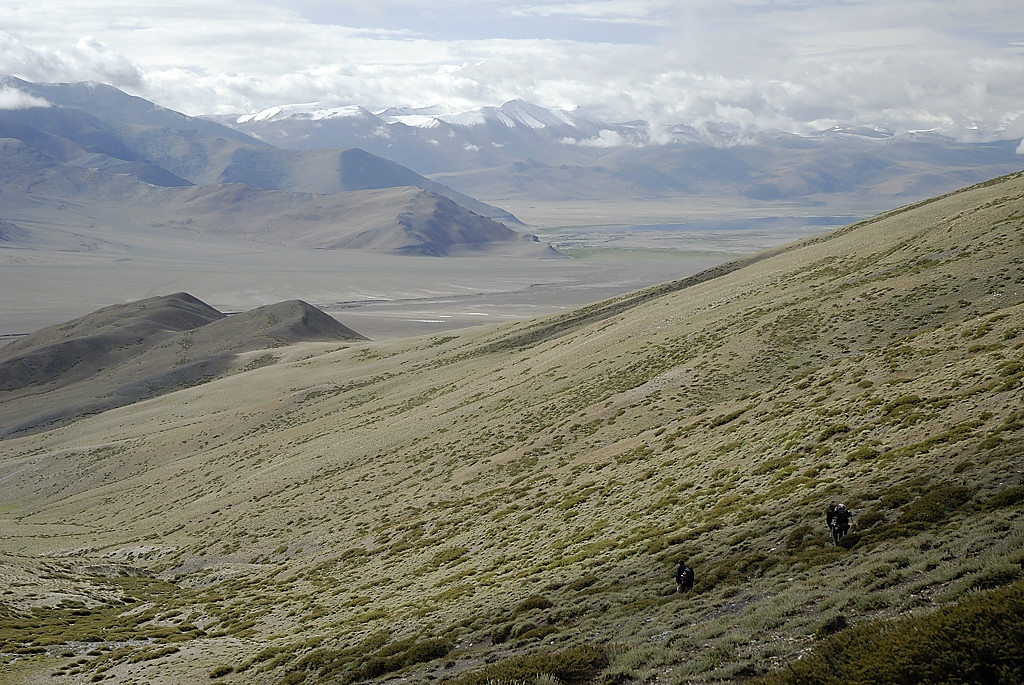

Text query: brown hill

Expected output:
[0,294,365,438]
[156,184,539,255]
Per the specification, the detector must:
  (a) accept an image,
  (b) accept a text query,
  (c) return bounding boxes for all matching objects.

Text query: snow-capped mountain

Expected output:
[213,99,649,174]
[238,99,607,133]
[211,96,1024,208]
[218,98,962,177]
[237,103,382,125]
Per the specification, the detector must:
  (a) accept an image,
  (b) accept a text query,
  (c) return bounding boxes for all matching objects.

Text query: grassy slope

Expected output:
[1,172,1023,684]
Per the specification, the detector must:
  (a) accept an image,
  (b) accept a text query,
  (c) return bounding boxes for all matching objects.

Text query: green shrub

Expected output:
[986,486,1024,509]
[755,580,1024,684]
[819,424,850,442]
[898,484,974,524]
[784,524,817,550]
[877,477,931,509]
[814,614,848,638]
[492,623,513,645]
[701,552,781,591]
[516,625,560,641]
[567,575,598,591]
[837,533,862,550]
[856,508,886,530]
[451,644,608,685]
[209,665,234,678]
[353,638,453,680]
[967,564,1023,592]
[515,595,554,614]
[847,446,879,461]
[883,395,923,415]
[290,635,452,684]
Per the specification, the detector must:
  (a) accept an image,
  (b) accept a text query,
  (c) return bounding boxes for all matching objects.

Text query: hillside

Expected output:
[0,293,366,438]
[1,172,1023,683]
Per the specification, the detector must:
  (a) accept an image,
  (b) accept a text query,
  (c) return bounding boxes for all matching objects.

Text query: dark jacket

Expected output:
[675,563,694,590]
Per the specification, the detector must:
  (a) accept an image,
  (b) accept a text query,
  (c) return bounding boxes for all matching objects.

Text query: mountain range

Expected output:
[0,76,530,260]
[1,168,1023,683]
[215,98,1024,210]
[4,76,1022,258]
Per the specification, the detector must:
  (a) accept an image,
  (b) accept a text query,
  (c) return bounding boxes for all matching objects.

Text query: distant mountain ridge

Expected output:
[5,76,1020,223]
[213,98,643,175]
[0,76,519,219]
[215,97,1024,207]
[0,77,548,256]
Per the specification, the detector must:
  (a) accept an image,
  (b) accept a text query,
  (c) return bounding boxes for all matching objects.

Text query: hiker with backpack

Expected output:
[829,503,852,544]
[674,559,694,593]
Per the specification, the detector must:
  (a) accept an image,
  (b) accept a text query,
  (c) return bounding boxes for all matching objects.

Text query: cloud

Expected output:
[0,86,50,110]
[504,1,672,25]
[0,1,1022,141]
[0,31,142,91]
[561,129,627,147]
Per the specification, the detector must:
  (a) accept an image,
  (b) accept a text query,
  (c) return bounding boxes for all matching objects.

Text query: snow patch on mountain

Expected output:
[239,103,380,124]
[374,100,602,131]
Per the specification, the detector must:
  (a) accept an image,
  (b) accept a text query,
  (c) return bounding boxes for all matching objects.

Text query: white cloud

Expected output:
[0,86,51,110]
[0,31,142,91]
[0,1,1022,141]
[561,129,627,147]
[505,1,672,25]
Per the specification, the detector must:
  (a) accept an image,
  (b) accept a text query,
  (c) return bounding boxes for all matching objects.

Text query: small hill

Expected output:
[0,293,365,437]
[1,173,1023,684]
[154,184,535,255]
[0,292,226,391]
[213,299,366,344]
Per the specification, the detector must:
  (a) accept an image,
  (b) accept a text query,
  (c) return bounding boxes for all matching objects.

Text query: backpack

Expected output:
[835,507,850,528]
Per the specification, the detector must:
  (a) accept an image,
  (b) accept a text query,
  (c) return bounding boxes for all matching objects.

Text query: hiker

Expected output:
[829,503,852,544]
[674,560,694,593]
[826,501,837,527]
[833,503,852,540]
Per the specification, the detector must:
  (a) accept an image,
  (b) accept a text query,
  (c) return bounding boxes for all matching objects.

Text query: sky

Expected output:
[2,0,1024,141]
